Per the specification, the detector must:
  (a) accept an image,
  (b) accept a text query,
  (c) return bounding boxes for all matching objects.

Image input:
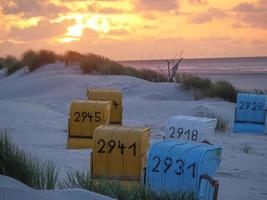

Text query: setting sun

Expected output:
[56,14,110,43]
[66,23,84,37]
[86,15,110,33]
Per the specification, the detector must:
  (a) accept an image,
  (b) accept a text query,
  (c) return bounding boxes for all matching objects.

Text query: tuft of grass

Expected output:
[0,132,58,189]
[21,49,38,71]
[22,49,58,72]
[0,57,5,69]
[195,112,227,132]
[80,53,167,82]
[241,142,253,154]
[62,50,85,66]
[180,73,212,90]
[1,55,23,75]
[206,80,237,102]
[63,170,196,200]
[178,73,237,102]
[215,116,227,132]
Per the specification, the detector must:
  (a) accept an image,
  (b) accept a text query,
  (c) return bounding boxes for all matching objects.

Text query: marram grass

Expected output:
[0,132,58,189]
[63,169,197,200]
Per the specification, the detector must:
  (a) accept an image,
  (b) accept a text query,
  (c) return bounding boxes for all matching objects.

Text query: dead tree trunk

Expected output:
[167,50,183,82]
[167,60,171,78]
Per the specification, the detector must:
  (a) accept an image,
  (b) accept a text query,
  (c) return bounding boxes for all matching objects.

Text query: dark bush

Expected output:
[36,50,57,68]
[2,55,23,75]
[80,54,103,73]
[22,49,58,72]
[0,57,4,69]
[181,73,212,90]
[179,73,237,102]
[80,53,167,82]
[138,69,167,82]
[212,80,237,102]
[22,49,37,70]
[63,51,85,66]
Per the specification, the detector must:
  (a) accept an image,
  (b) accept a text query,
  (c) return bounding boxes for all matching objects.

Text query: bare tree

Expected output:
[167,50,183,82]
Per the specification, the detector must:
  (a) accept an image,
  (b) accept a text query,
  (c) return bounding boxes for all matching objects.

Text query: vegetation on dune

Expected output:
[177,73,238,102]
[80,53,167,82]
[178,73,212,90]
[22,49,58,72]
[0,57,4,69]
[195,112,227,132]
[1,49,266,101]
[0,55,23,75]
[63,170,196,200]
[62,50,85,66]
[215,116,227,132]
[0,132,58,189]
[1,49,167,82]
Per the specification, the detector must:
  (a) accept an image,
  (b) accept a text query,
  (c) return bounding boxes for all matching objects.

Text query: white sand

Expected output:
[0,62,267,200]
[0,175,114,200]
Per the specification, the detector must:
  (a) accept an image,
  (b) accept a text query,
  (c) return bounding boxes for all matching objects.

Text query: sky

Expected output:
[0,0,267,60]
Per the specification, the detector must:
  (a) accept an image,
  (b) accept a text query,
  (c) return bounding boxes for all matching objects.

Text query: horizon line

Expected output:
[116,55,267,62]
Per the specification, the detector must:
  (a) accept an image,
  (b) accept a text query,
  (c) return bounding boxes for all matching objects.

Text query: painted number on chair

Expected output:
[74,112,101,122]
[96,139,137,156]
[239,101,264,111]
[151,156,197,178]
[169,127,198,141]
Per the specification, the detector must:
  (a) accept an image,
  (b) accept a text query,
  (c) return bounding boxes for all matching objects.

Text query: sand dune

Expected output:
[0,62,267,200]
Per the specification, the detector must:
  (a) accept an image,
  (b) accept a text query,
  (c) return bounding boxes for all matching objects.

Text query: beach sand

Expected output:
[0,62,266,200]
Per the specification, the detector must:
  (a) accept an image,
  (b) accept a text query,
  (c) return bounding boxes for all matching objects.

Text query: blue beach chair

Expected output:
[144,140,222,200]
[233,93,267,133]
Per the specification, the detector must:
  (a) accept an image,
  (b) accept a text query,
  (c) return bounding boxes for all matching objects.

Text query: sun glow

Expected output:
[66,23,84,37]
[86,15,110,33]
[57,37,80,43]
[56,14,110,43]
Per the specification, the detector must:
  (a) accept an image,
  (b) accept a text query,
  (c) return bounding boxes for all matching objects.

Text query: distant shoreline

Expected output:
[117,56,267,62]
[118,56,267,76]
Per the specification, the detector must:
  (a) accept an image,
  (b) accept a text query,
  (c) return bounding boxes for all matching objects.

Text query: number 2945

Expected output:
[74,112,101,122]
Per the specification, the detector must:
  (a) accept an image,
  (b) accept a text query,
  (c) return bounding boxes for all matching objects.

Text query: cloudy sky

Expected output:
[0,0,266,60]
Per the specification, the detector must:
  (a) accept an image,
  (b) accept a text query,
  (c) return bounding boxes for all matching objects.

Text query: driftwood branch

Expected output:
[166,60,171,78]
[167,50,184,82]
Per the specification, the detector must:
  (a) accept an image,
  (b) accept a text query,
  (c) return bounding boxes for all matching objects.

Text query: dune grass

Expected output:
[215,116,227,132]
[22,49,58,72]
[177,73,238,102]
[63,170,196,200]
[0,57,4,69]
[80,53,167,82]
[2,49,167,82]
[241,142,253,154]
[0,132,58,189]
[0,55,23,75]
[195,112,228,132]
